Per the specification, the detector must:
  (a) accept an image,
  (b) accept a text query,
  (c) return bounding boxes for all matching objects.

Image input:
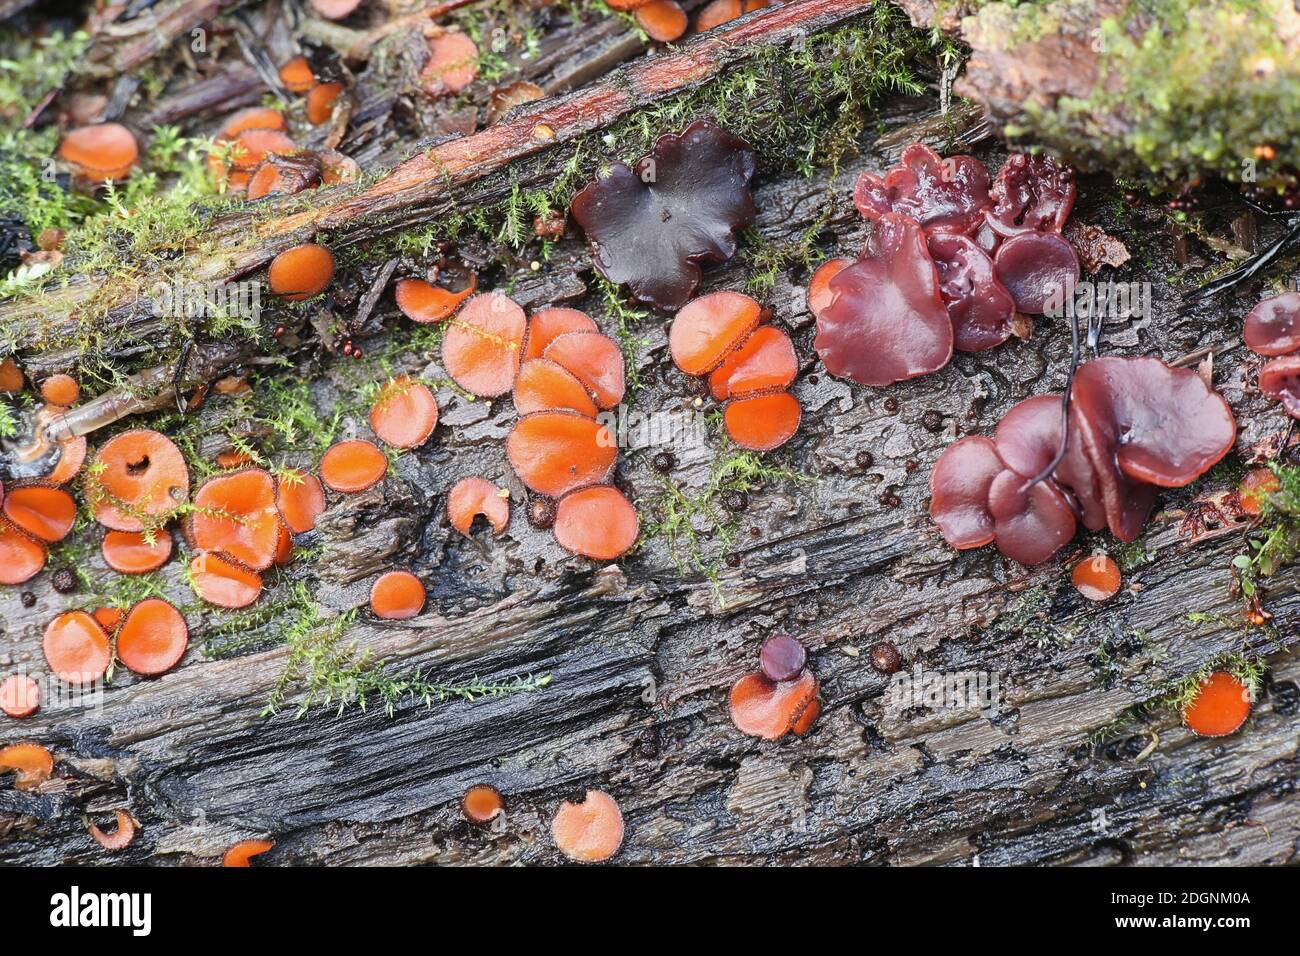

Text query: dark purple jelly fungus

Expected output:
[985,152,1076,238]
[993,231,1080,315]
[927,233,1017,351]
[853,143,990,236]
[570,119,756,311]
[1243,291,1300,356]
[759,633,807,683]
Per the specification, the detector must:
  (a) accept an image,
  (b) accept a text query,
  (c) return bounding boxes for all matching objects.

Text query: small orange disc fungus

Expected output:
[278,56,315,93]
[723,392,802,451]
[696,0,769,30]
[227,128,296,171]
[306,81,345,124]
[1238,467,1280,516]
[462,784,504,824]
[523,308,598,362]
[370,570,427,620]
[101,530,173,575]
[43,610,112,685]
[792,697,821,736]
[551,789,624,863]
[636,0,688,42]
[441,293,527,397]
[190,552,264,609]
[542,332,626,410]
[0,518,46,584]
[447,476,510,537]
[218,108,287,138]
[0,742,54,789]
[268,243,335,300]
[58,123,139,181]
[1183,671,1252,737]
[88,429,190,532]
[670,291,762,375]
[2,481,76,542]
[806,257,853,317]
[275,469,326,534]
[421,31,480,97]
[507,412,617,498]
[394,275,477,324]
[117,598,189,676]
[40,374,79,406]
[1071,553,1121,601]
[320,439,388,493]
[0,357,23,393]
[93,606,123,633]
[190,469,282,570]
[554,486,639,561]
[88,809,139,851]
[274,522,294,566]
[708,326,798,400]
[605,0,652,9]
[223,839,274,866]
[729,669,818,740]
[514,359,600,418]
[370,376,439,449]
[0,674,40,718]
[46,435,87,484]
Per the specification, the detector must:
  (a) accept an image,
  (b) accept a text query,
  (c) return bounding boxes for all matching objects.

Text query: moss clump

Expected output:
[1232,461,1300,603]
[968,0,1300,187]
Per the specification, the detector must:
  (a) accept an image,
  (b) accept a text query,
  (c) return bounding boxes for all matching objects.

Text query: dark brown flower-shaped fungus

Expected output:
[1243,291,1300,356]
[853,143,991,236]
[985,153,1076,239]
[1259,355,1300,417]
[993,231,1080,315]
[570,119,756,310]
[811,213,952,386]
[927,234,1017,351]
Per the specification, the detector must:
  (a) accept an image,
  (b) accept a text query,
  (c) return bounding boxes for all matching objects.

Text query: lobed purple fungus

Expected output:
[1259,355,1300,417]
[811,213,953,386]
[931,357,1236,563]
[853,143,990,236]
[927,234,1017,351]
[570,119,756,310]
[994,231,1080,316]
[984,152,1076,239]
[1243,291,1300,356]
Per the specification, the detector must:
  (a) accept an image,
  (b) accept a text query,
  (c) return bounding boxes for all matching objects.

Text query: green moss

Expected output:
[1232,461,1300,602]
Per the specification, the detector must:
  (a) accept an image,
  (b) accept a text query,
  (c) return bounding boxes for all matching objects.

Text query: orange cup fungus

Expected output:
[636,0,688,42]
[1183,671,1252,738]
[0,516,47,584]
[101,530,173,575]
[507,412,616,498]
[550,789,624,863]
[554,486,639,561]
[370,570,427,620]
[1071,553,1121,602]
[370,376,439,450]
[2,481,77,542]
[462,784,505,824]
[421,31,480,97]
[0,742,54,790]
[306,82,345,125]
[320,439,388,493]
[278,56,315,93]
[268,243,335,300]
[93,606,123,633]
[729,633,819,740]
[87,429,190,532]
[117,598,189,676]
[275,469,326,534]
[190,552,263,609]
[58,123,139,181]
[1238,467,1280,516]
[88,810,139,852]
[40,373,80,406]
[43,610,112,684]
[441,292,527,397]
[514,359,599,418]
[0,357,24,393]
[223,839,274,866]
[541,332,625,410]
[447,476,510,537]
[522,307,598,362]
[190,469,282,570]
[0,674,40,718]
[696,0,770,31]
[670,291,801,451]
[394,274,477,324]
[46,435,88,485]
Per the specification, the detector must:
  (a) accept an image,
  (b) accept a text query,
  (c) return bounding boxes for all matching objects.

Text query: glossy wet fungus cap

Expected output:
[246,153,323,200]
[507,412,617,498]
[101,529,173,575]
[709,325,798,400]
[759,633,806,683]
[190,552,263,609]
[514,359,600,418]
[88,810,139,852]
[521,308,598,361]
[40,374,80,406]
[1183,671,1252,737]
[116,598,189,676]
[926,234,1016,352]
[729,669,818,740]
[394,273,477,324]
[930,356,1236,563]
[190,469,282,571]
[0,520,47,585]
[370,570,427,620]
[541,332,626,410]
[223,839,274,866]
[463,784,504,824]
[1072,554,1122,601]
[812,213,953,387]
[268,243,335,300]
[723,392,802,452]
[441,292,527,397]
[43,610,112,684]
[307,82,346,125]
[320,439,388,493]
[994,231,1080,315]
[669,291,762,376]
[1258,355,1300,417]
[422,31,480,97]
[370,376,439,450]
[571,120,756,310]
[310,0,363,18]
[1243,291,1300,356]
[275,469,326,534]
[0,743,54,789]
[636,0,688,41]
[87,429,190,532]
[0,674,40,718]
[551,789,624,863]
[553,485,639,561]
[447,476,511,537]
[985,152,1076,238]
[278,56,315,93]
[2,482,77,542]
[58,123,139,181]
[697,0,772,30]
[854,143,991,236]
[1238,467,1280,516]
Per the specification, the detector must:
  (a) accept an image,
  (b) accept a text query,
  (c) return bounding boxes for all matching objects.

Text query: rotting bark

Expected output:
[2,117,1297,864]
